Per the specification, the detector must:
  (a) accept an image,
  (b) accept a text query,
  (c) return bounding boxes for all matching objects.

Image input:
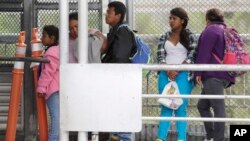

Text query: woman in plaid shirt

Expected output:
[155,7,198,141]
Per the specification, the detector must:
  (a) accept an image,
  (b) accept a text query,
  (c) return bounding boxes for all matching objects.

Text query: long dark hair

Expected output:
[170,7,190,49]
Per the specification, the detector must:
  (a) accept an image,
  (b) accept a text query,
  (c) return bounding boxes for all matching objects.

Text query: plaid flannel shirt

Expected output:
[156,29,198,80]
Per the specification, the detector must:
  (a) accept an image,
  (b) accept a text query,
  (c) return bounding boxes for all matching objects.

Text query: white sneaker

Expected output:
[204,138,214,141]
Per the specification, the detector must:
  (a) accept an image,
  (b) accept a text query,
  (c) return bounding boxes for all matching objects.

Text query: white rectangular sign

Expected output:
[60,64,142,132]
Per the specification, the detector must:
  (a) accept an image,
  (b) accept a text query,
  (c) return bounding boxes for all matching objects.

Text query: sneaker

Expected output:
[111,135,119,141]
[204,138,214,141]
[155,139,163,141]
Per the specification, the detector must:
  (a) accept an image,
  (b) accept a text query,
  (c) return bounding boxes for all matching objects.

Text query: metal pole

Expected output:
[78,0,88,140]
[59,0,69,65]
[142,117,250,122]
[23,0,37,140]
[126,0,134,27]
[59,0,69,141]
[60,131,69,141]
[78,0,88,64]
[142,94,250,99]
[142,64,250,71]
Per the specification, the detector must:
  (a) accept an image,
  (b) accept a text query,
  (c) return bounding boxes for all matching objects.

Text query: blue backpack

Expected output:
[118,24,152,64]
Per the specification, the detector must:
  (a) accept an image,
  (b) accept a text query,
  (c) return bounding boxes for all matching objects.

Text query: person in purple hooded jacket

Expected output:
[195,8,235,141]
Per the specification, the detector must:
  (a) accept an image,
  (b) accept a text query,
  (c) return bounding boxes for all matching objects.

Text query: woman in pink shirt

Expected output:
[37,25,59,141]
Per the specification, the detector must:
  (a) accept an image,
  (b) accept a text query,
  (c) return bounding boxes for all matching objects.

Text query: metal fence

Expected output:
[133,0,250,139]
[0,0,102,62]
[1,0,250,140]
[0,1,22,60]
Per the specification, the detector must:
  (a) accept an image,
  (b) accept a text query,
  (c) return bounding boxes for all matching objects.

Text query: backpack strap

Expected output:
[212,53,223,64]
[117,24,137,58]
[211,24,226,64]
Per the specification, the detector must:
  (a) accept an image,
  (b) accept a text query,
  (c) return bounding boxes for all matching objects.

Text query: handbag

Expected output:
[157,81,183,110]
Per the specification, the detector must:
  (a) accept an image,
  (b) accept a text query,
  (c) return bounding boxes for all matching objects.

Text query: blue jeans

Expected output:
[47,92,59,141]
[113,132,131,141]
[157,71,193,141]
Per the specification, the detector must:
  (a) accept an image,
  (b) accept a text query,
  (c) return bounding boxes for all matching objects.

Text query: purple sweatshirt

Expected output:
[195,23,235,84]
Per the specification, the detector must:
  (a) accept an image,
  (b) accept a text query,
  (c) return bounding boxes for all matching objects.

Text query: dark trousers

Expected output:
[197,77,229,141]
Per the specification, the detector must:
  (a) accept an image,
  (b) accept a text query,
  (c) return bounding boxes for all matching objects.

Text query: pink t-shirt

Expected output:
[69,38,78,63]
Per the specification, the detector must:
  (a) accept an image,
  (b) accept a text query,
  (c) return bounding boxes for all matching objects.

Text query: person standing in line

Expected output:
[68,12,108,63]
[195,8,235,141]
[102,1,136,141]
[101,1,136,63]
[37,25,60,141]
[68,12,108,141]
[68,12,79,63]
[155,7,198,141]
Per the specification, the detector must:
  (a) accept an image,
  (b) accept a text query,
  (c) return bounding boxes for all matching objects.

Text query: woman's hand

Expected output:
[166,70,178,81]
[195,76,202,85]
[37,93,45,97]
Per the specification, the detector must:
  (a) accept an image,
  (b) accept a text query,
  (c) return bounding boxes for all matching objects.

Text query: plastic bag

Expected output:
[157,81,183,110]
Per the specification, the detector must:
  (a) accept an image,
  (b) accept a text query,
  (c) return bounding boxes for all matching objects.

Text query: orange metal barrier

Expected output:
[5,31,27,141]
[31,28,48,141]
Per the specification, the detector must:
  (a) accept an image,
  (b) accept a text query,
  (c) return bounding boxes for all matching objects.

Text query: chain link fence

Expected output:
[0,0,102,63]
[1,0,250,140]
[0,2,22,63]
[134,0,250,139]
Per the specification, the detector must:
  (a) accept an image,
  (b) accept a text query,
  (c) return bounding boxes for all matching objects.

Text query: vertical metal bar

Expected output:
[98,1,103,31]
[126,0,134,27]
[59,1,69,141]
[77,0,89,139]
[92,132,99,141]
[60,131,69,141]
[78,132,88,141]
[78,0,88,64]
[101,0,109,33]
[59,0,69,64]
[23,0,37,140]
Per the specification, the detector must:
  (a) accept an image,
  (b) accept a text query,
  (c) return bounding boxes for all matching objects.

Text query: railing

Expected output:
[142,64,250,122]
[59,64,250,141]
[59,1,250,141]
[142,95,250,122]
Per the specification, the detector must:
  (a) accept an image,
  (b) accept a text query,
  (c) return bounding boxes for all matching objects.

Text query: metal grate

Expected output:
[0,12,21,61]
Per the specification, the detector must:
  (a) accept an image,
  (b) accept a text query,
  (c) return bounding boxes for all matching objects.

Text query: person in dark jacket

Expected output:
[101,1,135,63]
[102,2,134,141]
[195,8,235,141]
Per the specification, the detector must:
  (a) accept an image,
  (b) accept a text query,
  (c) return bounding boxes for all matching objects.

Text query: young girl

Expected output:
[37,25,59,141]
[156,7,198,141]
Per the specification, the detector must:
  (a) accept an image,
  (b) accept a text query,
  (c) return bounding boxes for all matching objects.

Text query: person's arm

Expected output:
[184,31,198,64]
[196,27,219,64]
[157,33,168,64]
[89,28,108,53]
[195,26,219,77]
